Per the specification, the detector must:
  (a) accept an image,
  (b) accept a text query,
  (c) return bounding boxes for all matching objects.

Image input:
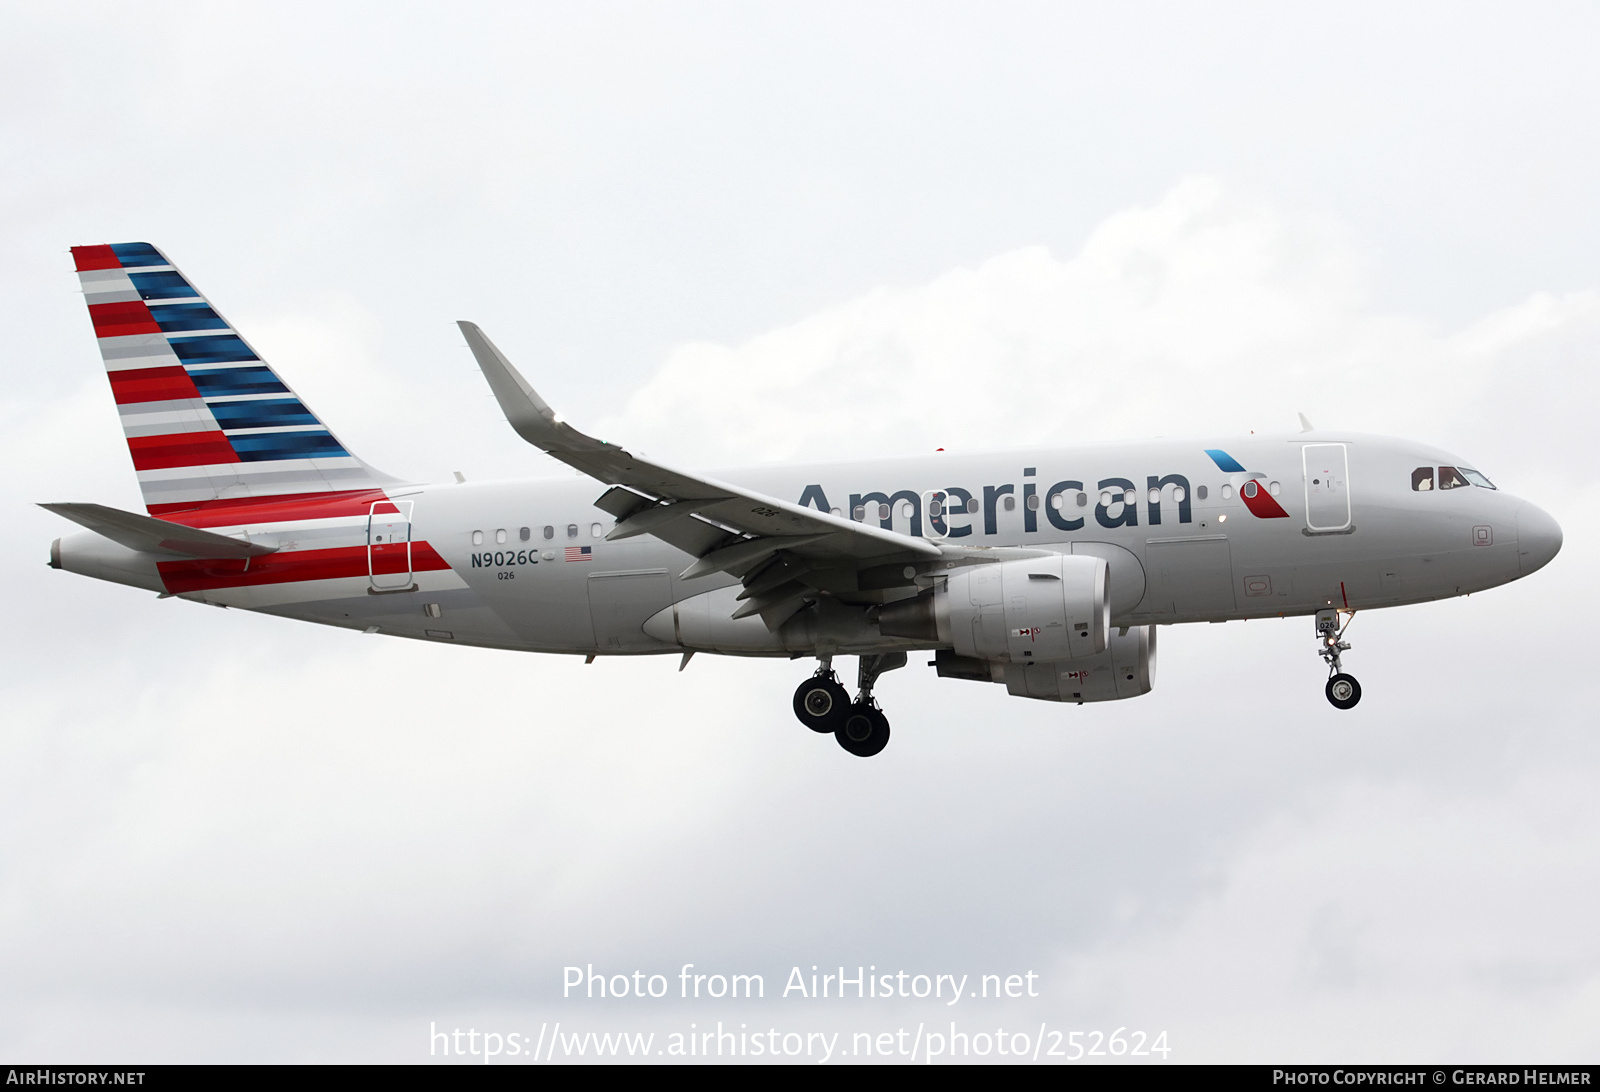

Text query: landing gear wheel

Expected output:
[835,703,891,758]
[1325,673,1362,710]
[793,674,850,734]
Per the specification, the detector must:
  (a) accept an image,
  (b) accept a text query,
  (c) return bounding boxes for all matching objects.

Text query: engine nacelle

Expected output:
[880,553,1108,664]
[932,624,1157,703]
[1002,624,1156,703]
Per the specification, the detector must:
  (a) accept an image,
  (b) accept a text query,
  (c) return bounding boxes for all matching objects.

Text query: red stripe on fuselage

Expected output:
[72,245,121,271]
[149,489,394,527]
[1241,484,1290,518]
[109,366,202,405]
[157,542,450,593]
[128,430,241,471]
[89,300,161,337]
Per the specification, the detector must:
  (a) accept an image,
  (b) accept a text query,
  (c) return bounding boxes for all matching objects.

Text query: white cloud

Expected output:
[1048,757,1600,1061]
[601,178,1600,476]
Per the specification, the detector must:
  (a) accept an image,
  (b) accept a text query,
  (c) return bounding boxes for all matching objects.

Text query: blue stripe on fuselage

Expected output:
[1204,449,1247,473]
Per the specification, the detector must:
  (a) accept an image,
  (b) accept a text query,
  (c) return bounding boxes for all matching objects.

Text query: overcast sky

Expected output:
[3,1,1597,1064]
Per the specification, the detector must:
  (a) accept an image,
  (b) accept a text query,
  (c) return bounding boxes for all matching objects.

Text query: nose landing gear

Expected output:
[1326,672,1361,709]
[790,652,903,757]
[1316,608,1361,710]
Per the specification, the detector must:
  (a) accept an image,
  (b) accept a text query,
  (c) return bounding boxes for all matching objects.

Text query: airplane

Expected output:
[44,243,1563,757]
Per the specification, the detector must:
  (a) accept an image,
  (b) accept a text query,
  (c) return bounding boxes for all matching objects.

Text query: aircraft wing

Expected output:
[459,321,942,626]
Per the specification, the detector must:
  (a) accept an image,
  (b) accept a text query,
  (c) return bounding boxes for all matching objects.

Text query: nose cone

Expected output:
[1517,502,1563,576]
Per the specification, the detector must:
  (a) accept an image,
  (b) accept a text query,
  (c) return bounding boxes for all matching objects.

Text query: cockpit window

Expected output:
[1459,467,1497,490]
[1411,467,1434,491]
[1438,466,1470,490]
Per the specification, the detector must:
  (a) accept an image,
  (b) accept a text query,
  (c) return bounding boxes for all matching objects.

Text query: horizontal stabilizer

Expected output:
[39,502,277,559]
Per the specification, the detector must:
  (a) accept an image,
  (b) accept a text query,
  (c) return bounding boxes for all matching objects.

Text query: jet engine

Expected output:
[879,554,1154,704]
[878,553,1109,663]
[929,625,1157,703]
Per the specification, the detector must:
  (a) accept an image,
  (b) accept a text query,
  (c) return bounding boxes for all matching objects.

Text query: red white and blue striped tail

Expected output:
[71,242,397,521]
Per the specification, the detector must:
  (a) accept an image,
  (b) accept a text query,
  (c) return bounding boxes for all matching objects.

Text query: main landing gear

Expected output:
[1316,608,1361,710]
[791,652,904,757]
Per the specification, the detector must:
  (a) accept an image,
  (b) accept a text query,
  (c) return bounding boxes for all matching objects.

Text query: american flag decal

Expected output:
[565,546,592,562]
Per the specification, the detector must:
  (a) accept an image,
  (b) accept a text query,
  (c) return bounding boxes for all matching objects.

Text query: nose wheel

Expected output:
[1315,608,1361,710]
[1325,673,1361,710]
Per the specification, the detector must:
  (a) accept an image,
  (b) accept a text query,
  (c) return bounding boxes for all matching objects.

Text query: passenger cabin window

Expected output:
[472,530,484,545]
[1412,467,1434,491]
[520,527,531,541]
[567,524,579,538]
[1439,466,1470,490]
[495,528,507,544]
[1002,495,1016,511]
[591,522,603,538]
[543,525,554,540]
[1196,485,1208,500]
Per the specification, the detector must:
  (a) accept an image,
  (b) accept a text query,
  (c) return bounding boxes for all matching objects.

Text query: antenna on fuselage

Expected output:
[1298,412,1315,433]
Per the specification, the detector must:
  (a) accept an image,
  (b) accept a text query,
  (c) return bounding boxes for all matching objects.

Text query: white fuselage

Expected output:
[55,431,1559,659]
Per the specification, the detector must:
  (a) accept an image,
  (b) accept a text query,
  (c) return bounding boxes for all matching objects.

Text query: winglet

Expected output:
[457,321,566,449]
[1298,412,1315,433]
[458,321,633,471]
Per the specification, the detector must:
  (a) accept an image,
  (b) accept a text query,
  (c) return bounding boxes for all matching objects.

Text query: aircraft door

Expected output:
[1302,444,1352,532]
[368,500,415,591]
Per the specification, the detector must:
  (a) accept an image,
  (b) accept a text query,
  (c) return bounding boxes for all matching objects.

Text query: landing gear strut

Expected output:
[1316,608,1361,710]
[792,652,904,757]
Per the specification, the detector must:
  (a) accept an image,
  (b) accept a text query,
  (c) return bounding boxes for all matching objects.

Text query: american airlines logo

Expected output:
[796,448,1288,538]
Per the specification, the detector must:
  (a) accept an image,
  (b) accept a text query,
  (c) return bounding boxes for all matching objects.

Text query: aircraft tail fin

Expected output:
[70,243,396,522]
